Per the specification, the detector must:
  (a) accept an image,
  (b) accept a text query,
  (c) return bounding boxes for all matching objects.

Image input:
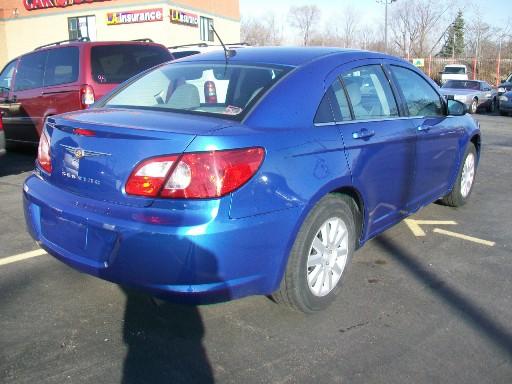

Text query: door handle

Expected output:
[352,129,375,140]
[417,125,431,132]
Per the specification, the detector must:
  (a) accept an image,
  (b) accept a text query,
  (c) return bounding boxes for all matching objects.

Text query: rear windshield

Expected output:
[443,66,466,74]
[443,80,479,89]
[102,62,289,119]
[91,45,172,84]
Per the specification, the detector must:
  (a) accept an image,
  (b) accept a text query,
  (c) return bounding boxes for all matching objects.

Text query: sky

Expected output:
[239,0,512,45]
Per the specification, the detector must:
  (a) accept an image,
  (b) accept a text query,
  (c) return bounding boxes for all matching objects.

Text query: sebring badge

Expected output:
[61,144,111,160]
[60,144,111,186]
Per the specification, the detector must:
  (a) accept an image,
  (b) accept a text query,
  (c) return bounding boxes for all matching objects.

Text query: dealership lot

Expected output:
[0,114,511,383]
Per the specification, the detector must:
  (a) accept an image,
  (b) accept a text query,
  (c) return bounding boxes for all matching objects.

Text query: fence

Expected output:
[405,56,512,86]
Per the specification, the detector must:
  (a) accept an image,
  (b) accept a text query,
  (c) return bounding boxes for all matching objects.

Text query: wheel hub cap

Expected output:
[461,153,475,198]
[307,217,349,297]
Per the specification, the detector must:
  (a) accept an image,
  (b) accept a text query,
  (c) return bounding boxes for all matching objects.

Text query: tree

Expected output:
[241,13,283,46]
[438,10,465,58]
[288,5,321,46]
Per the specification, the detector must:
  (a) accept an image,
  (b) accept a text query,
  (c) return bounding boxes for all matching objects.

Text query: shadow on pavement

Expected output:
[0,147,36,177]
[121,290,214,384]
[375,236,512,358]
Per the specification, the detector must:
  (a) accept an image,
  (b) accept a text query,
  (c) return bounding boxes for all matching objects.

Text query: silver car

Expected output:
[440,80,497,114]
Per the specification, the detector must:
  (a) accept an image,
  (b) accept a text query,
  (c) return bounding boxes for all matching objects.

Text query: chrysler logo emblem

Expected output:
[61,144,111,160]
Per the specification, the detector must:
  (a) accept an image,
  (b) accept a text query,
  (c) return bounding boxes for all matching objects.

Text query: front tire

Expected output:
[273,194,357,313]
[442,144,477,207]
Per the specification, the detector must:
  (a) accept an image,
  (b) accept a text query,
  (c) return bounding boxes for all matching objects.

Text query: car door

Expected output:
[387,63,463,209]
[328,61,416,239]
[6,50,47,143]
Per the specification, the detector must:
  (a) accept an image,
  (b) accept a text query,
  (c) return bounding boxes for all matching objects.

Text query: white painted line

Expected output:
[0,249,47,267]
[433,228,496,247]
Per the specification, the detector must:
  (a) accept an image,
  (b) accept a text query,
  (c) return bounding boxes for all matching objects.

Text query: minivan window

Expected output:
[342,65,398,120]
[91,45,172,84]
[13,51,47,91]
[44,47,79,87]
[0,60,18,92]
[103,63,289,119]
[390,65,443,117]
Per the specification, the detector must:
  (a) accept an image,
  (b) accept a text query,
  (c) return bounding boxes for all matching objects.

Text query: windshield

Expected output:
[103,63,289,119]
[443,80,479,90]
[443,66,466,74]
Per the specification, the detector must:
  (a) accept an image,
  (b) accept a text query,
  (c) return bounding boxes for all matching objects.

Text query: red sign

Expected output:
[24,0,111,11]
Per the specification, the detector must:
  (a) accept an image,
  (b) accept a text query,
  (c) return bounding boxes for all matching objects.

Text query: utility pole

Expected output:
[378,0,396,54]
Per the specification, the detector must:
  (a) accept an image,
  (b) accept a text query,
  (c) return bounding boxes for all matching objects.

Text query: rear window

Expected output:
[102,62,289,120]
[443,80,479,90]
[44,47,79,87]
[91,45,172,84]
[443,66,466,74]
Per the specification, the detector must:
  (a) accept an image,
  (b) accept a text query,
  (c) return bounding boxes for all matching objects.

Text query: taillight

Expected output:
[126,147,265,199]
[204,81,217,104]
[80,85,95,109]
[0,113,3,131]
[37,130,52,174]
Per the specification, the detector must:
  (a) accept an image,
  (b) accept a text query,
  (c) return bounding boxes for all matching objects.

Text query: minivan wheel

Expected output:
[469,98,478,114]
[273,194,357,313]
[441,144,477,207]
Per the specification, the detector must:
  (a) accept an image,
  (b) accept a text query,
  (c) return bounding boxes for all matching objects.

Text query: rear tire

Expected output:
[488,98,496,113]
[469,98,478,114]
[441,144,477,207]
[273,194,357,313]
[500,110,509,116]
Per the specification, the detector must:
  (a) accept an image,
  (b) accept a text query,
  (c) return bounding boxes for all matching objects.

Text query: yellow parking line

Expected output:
[0,249,47,267]
[433,228,495,247]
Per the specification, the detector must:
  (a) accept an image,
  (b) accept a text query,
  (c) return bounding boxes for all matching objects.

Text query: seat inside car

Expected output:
[166,83,200,110]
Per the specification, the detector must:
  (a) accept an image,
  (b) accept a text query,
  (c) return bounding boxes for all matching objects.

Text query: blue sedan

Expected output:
[23,47,480,312]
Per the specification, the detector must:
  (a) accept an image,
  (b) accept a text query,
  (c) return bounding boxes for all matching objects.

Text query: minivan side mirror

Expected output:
[447,99,467,116]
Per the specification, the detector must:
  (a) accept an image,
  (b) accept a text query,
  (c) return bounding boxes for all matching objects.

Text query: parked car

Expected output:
[23,47,480,312]
[440,79,497,113]
[498,90,512,116]
[440,64,468,84]
[0,38,172,146]
[0,113,5,157]
[498,73,512,95]
[168,42,249,59]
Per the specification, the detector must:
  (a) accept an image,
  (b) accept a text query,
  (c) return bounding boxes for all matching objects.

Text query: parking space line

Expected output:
[0,249,47,267]
[433,228,496,247]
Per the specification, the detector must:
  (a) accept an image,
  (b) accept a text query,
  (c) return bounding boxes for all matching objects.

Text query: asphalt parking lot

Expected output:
[1,113,511,384]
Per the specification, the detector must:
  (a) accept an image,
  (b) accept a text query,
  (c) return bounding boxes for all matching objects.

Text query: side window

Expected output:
[341,65,398,120]
[0,60,18,92]
[390,65,443,117]
[314,80,352,124]
[13,51,47,91]
[44,47,79,87]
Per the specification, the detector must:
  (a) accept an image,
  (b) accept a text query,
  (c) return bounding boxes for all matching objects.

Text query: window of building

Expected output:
[13,51,47,91]
[44,47,79,87]
[342,65,399,120]
[68,15,96,41]
[390,65,443,117]
[200,16,214,42]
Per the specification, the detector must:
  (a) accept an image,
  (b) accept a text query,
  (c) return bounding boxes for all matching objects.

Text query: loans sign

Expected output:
[106,8,163,25]
[23,0,110,11]
[170,8,199,27]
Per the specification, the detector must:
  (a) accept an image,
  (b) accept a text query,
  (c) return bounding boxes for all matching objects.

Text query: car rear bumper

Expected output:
[23,174,301,303]
[499,100,512,112]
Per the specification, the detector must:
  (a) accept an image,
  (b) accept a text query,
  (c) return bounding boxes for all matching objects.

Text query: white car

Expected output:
[440,64,468,85]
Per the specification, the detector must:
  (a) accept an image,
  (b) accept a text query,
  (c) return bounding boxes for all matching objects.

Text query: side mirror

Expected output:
[447,99,467,116]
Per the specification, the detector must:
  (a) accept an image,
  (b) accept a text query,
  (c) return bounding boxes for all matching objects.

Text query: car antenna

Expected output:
[209,23,236,64]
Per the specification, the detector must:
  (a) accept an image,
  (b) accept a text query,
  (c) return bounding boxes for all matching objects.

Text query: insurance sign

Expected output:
[106,8,163,25]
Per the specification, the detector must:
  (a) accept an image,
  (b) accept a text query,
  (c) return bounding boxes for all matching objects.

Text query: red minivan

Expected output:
[0,38,172,145]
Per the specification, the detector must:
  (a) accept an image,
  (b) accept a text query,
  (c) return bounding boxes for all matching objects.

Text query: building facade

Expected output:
[0,0,240,66]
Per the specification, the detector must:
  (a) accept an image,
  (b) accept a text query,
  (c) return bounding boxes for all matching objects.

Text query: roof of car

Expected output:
[175,46,385,67]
